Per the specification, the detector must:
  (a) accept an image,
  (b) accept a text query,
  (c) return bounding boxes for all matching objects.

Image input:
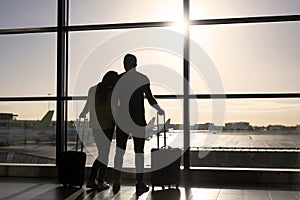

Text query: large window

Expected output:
[190,22,300,94]
[0,34,56,97]
[69,28,184,96]
[0,102,55,164]
[0,32,56,164]
[0,0,57,29]
[190,0,300,20]
[69,0,183,25]
[190,98,300,168]
[0,0,299,170]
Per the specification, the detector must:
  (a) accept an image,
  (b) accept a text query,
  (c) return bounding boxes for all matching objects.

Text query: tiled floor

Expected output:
[1,177,300,200]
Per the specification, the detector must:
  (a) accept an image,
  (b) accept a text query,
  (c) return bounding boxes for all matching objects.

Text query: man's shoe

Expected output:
[86,180,97,189]
[136,183,149,196]
[113,182,121,194]
[96,181,110,190]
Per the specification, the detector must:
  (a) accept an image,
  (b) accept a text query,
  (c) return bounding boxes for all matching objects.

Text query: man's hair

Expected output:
[123,54,137,71]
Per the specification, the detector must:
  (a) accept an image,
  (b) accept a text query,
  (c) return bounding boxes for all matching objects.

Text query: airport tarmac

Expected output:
[1,131,300,167]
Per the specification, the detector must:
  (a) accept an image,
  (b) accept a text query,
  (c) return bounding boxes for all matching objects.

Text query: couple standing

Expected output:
[80,54,164,196]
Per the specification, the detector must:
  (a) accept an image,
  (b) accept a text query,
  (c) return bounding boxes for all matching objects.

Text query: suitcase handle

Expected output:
[156,113,167,148]
[76,117,86,152]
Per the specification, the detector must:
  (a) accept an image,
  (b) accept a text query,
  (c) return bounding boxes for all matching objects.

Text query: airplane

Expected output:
[145,117,171,140]
[0,110,55,146]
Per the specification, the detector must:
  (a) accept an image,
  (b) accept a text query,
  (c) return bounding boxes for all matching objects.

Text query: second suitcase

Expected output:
[58,151,86,187]
[58,117,87,188]
[151,114,181,191]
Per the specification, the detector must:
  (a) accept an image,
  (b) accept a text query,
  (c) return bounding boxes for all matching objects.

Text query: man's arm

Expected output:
[144,85,164,115]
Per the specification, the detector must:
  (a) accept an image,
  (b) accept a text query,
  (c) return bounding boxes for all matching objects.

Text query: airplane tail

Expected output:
[32,110,54,130]
[146,118,171,139]
[147,117,155,128]
[157,118,171,133]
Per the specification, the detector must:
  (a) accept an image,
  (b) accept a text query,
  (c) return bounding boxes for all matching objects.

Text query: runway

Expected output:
[1,130,300,167]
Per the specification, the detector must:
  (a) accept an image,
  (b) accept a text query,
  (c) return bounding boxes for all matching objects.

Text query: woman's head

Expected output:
[97,71,118,103]
[102,70,119,88]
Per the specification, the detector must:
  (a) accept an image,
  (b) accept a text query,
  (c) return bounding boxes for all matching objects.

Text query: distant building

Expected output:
[266,125,285,131]
[193,123,214,130]
[225,122,253,131]
[0,113,18,128]
[171,123,223,130]
[170,124,183,130]
[252,126,267,131]
[266,125,297,131]
[0,113,18,121]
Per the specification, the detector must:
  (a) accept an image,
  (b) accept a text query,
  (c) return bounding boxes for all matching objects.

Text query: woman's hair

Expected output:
[97,71,119,102]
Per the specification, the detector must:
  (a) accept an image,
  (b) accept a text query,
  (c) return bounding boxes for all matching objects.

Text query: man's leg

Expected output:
[133,127,149,196]
[113,126,128,194]
[133,136,145,184]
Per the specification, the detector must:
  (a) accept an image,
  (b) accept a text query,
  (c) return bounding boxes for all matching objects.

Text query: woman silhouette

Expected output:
[80,70,118,190]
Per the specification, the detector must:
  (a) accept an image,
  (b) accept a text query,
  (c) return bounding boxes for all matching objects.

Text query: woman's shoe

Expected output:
[96,181,110,190]
[136,182,149,196]
[113,182,121,194]
[86,180,97,188]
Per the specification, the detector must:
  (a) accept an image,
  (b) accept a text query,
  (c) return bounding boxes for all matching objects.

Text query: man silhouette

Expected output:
[112,54,164,196]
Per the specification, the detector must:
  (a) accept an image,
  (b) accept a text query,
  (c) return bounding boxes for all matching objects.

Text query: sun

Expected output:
[169,20,189,34]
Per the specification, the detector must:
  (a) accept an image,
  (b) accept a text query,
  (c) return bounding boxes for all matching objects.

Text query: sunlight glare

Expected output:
[169,20,189,34]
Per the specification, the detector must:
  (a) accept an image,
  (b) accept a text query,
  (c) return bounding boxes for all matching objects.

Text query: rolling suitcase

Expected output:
[58,117,87,188]
[151,113,181,191]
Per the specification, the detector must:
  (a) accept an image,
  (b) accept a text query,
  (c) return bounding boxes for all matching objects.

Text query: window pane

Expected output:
[69,28,183,96]
[0,33,56,97]
[190,98,300,169]
[0,102,56,164]
[190,0,300,20]
[190,22,300,94]
[70,0,183,25]
[0,0,56,29]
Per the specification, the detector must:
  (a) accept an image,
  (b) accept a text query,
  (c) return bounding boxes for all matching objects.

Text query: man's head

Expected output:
[123,54,137,71]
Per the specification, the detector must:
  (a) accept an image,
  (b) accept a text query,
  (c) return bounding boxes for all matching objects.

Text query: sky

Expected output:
[0,0,300,126]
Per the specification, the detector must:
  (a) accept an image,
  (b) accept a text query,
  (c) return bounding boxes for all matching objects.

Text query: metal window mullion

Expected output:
[56,0,66,160]
[64,0,70,152]
[183,0,190,170]
[1,15,300,35]
[190,15,300,26]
